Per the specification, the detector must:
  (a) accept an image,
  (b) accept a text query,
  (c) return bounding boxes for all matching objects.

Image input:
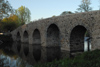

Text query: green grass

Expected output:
[34,49,100,67]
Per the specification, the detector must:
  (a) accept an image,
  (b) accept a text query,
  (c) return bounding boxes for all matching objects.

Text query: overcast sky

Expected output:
[8,0,100,21]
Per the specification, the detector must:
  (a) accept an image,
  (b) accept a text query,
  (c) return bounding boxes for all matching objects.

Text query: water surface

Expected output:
[0,39,91,67]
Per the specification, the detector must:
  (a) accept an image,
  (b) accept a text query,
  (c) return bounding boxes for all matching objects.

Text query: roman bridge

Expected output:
[11,10,100,62]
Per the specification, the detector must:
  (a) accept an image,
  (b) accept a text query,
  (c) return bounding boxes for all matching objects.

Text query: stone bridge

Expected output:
[11,10,100,62]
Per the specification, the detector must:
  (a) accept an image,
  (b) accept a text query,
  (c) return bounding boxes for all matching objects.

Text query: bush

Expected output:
[34,49,100,67]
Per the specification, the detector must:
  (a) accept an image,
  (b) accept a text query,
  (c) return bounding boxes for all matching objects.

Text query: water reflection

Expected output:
[23,43,29,57]
[0,40,91,67]
[33,44,41,62]
[17,42,21,53]
[47,46,61,62]
[11,42,62,65]
[0,42,33,67]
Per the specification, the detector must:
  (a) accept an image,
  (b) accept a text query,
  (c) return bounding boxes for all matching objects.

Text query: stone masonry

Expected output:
[11,10,100,62]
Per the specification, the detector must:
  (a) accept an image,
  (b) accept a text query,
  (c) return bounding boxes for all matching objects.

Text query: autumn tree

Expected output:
[8,14,19,26]
[77,0,92,12]
[1,15,19,32]
[0,0,14,20]
[16,6,31,25]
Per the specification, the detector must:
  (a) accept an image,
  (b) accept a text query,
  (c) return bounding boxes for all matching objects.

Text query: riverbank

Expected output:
[34,49,100,67]
[0,33,13,42]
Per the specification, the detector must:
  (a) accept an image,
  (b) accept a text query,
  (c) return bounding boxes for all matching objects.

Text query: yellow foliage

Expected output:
[2,18,8,23]
[16,6,31,25]
[1,14,20,32]
[8,15,19,23]
[2,14,19,25]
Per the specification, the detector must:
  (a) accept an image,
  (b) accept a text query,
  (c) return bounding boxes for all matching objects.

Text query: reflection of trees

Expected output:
[0,55,10,67]
[0,56,6,67]
[0,42,34,67]
[0,49,17,67]
[0,49,33,67]
[0,44,17,58]
[16,57,33,67]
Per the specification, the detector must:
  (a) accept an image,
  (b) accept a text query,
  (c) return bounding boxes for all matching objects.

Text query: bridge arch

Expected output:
[32,29,41,62]
[70,25,91,55]
[46,24,61,61]
[23,30,29,43]
[23,30,29,57]
[33,29,41,44]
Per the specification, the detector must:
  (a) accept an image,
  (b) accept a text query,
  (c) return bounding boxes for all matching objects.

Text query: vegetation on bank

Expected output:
[0,34,13,42]
[34,49,100,67]
[0,0,31,32]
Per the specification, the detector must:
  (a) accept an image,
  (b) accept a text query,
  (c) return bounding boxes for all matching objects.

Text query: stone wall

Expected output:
[11,10,100,58]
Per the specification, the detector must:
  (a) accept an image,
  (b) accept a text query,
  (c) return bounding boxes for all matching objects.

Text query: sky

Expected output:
[8,0,100,21]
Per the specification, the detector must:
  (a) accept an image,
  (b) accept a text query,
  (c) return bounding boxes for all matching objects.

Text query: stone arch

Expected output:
[23,30,29,43]
[23,31,29,56]
[46,24,61,62]
[17,32,21,41]
[23,31,28,38]
[33,29,41,44]
[32,29,41,62]
[70,25,91,55]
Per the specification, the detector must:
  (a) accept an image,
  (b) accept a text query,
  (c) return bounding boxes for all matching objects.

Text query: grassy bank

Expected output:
[34,49,100,67]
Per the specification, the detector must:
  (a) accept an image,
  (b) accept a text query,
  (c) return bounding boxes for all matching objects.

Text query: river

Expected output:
[0,42,33,67]
[0,38,91,67]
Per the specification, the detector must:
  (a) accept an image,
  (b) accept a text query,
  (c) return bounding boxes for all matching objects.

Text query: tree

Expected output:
[60,11,73,16]
[8,14,19,25]
[77,0,92,12]
[16,6,31,25]
[0,0,14,20]
[1,15,19,32]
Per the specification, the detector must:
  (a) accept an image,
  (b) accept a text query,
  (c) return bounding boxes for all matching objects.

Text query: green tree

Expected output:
[16,6,31,25]
[0,21,4,32]
[0,0,14,20]
[1,15,19,32]
[77,0,92,12]
[60,11,73,16]
[8,14,19,26]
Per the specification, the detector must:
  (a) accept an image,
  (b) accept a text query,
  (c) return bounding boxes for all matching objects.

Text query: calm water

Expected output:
[0,42,33,67]
[0,39,91,67]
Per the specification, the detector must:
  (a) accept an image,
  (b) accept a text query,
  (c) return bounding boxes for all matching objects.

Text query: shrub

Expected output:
[34,49,100,67]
